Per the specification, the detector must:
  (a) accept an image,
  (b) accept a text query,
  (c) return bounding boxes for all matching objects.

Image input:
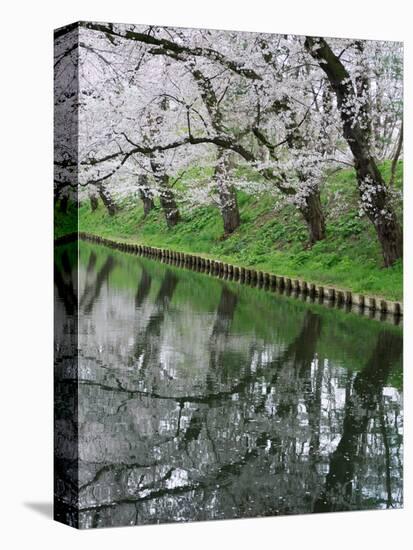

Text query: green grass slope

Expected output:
[70,161,403,301]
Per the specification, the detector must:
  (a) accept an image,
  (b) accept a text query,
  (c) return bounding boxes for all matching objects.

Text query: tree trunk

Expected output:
[305,36,403,266]
[159,181,181,227]
[214,150,240,235]
[54,188,61,208]
[356,157,403,266]
[189,69,241,236]
[150,158,180,227]
[299,189,326,244]
[98,186,117,216]
[143,97,180,228]
[140,190,155,217]
[59,195,68,214]
[138,175,155,217]
[90,194,99,212]
[221,194,240,235]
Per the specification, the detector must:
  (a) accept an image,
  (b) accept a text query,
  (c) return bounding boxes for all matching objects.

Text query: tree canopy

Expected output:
[54,22,403,265]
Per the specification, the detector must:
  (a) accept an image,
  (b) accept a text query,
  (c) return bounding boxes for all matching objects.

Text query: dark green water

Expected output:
[54,241,403,528]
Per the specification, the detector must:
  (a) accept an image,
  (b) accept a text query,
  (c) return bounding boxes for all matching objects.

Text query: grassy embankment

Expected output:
[58,161,403,301]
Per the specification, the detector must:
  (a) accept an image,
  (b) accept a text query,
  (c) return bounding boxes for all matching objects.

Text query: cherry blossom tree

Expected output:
[72,23,335,243]
[305,36,403,266]
[54,22,403,261]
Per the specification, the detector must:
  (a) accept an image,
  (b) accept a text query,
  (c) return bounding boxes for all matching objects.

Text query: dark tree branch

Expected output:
[81,22,262,81]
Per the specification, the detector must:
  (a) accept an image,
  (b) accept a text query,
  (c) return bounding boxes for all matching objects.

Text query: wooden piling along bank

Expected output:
[67,233,402,325]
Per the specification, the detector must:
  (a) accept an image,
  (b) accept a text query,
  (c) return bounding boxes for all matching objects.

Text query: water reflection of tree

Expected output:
[79,255,115,314]
[63,246,403,528]
[314,330,403,513]
[54,245,79,526]
[54,249,77,316]
[131,269,178,376]
[134,267,151,309]
[77,308,328,523]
